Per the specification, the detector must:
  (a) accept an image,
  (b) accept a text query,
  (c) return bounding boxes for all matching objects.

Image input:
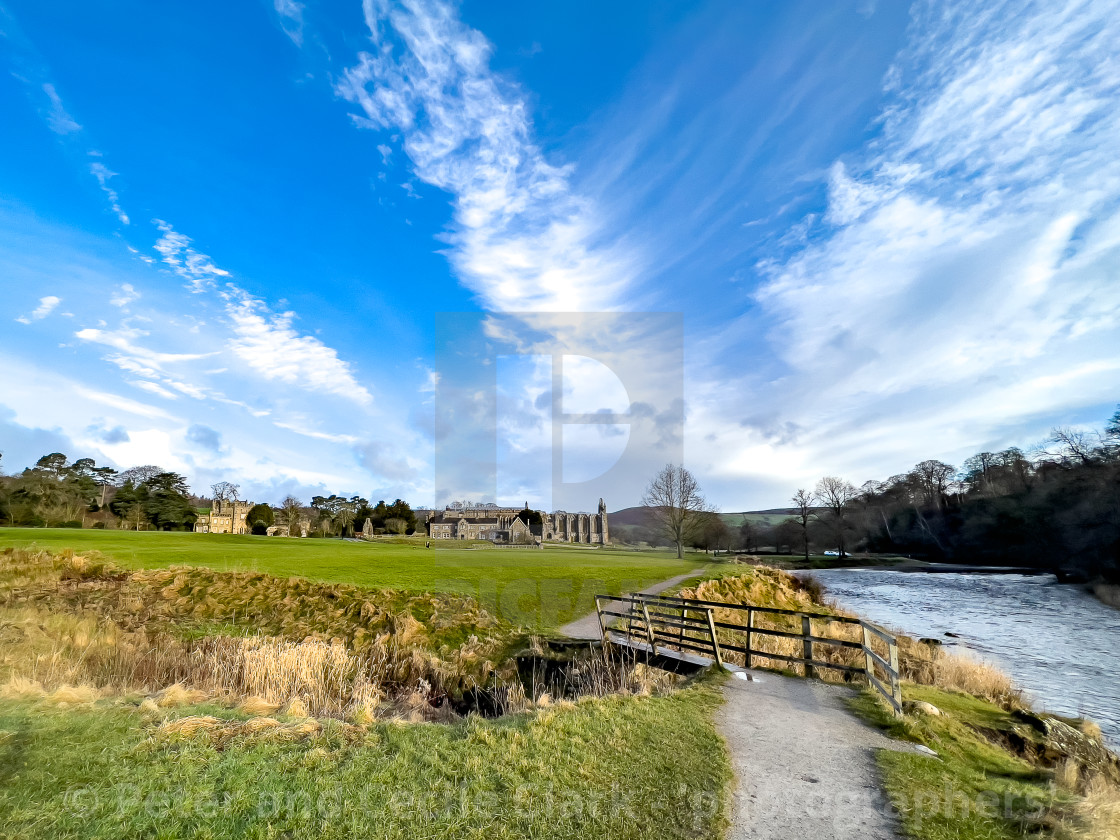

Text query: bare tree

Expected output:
[642,463,715,559]
[1049,427,1098,466]
[211,481,241,503]
[791,489,815,561]
[280,495,302,534]
[813,477,857,557]
[117,465,163,486]
[909,460,955,510]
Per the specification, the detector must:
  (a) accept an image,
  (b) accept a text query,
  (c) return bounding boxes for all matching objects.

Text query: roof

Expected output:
[430,515,501,525]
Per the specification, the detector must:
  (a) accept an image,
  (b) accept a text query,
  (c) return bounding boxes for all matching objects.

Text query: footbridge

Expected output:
[594,592,903,713]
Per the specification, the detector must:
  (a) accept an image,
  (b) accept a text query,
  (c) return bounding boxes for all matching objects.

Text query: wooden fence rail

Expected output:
[595,592,903,714]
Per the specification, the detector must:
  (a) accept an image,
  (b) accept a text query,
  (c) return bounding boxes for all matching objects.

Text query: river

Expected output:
[806,568,1120,746]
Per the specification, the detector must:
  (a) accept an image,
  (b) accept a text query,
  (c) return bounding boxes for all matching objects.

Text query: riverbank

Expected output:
[1092,582,1120,610]
[744,553,1044,575]
[807,567,1120,747]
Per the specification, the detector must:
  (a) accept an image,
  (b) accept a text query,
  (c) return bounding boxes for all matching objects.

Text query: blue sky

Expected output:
[2,0,1118,511]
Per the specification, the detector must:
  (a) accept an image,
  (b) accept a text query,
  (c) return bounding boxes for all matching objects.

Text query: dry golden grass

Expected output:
[1069,776,1120,840]
[0,547,679,727]
[0,547,530,721]
[153,683,208,708]
[47,683,103,705]
[0,675,45,699]
[1054,760,1120,840]
[237,695,281,715]
[152,712,338,748]
[157,714,222,738]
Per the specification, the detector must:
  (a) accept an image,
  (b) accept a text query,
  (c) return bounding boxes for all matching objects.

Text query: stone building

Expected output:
[541,499,610,544]
[193,498,253,534]
[425,499,609,545]
[265,519,310,538]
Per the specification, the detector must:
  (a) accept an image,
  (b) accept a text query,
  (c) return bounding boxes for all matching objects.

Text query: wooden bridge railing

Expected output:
[595,592,903,714]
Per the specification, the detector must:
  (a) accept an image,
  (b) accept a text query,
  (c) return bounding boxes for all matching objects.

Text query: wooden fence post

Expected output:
[705,608,724,669]
[641,603,658,655]
[679,606,687,651]
[594,596,607,642]
[745,608,754,669]
[801,615,815,679]
[889,637,903,714]
[861,624,874,686]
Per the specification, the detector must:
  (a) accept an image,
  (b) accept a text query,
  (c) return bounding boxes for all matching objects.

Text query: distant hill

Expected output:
[608,507,653,527]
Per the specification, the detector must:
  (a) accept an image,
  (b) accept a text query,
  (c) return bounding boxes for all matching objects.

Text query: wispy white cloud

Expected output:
[224,290,374,406]
[89,162,130,224]
[130,379,179,400]
[336,0,638,311]
[41,83,80,134]
[110,283,139,307]
[692,0,1120,499]
[273,420,359,444]
[71,385,177,421]
[15,295,61,324]
[757,0,1120,385]
[77,285,373,408]
[75,325,213,367]
[274,0,305,46]
[1,12,133,228]
[153,220,231,292]
[76,323,222,405]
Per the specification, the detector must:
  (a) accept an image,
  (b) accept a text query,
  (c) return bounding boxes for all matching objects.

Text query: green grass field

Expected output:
[0,680,730,840]
[0,529,703,630]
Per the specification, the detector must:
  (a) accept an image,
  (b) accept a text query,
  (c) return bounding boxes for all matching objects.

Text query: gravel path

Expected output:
[556,569,705,639]
[719,671,918,840]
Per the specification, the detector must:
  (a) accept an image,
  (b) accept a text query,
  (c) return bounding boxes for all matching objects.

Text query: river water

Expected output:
[807,568,1120,746]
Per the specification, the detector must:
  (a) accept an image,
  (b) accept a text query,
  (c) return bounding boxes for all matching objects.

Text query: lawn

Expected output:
[0,529,703,630]
[0,681,730,840]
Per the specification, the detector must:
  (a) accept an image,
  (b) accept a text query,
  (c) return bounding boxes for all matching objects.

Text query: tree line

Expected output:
[635,408,1119,584]
[0,452,419,537]
[736,407,1120,582]
[0,453,199,531]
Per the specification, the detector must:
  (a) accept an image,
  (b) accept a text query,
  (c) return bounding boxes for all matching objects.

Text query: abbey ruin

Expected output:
[424,499,609,544]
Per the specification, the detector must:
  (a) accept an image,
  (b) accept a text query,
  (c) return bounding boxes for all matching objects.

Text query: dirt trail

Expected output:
[719,671,919,840]
[557,569,704,639]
